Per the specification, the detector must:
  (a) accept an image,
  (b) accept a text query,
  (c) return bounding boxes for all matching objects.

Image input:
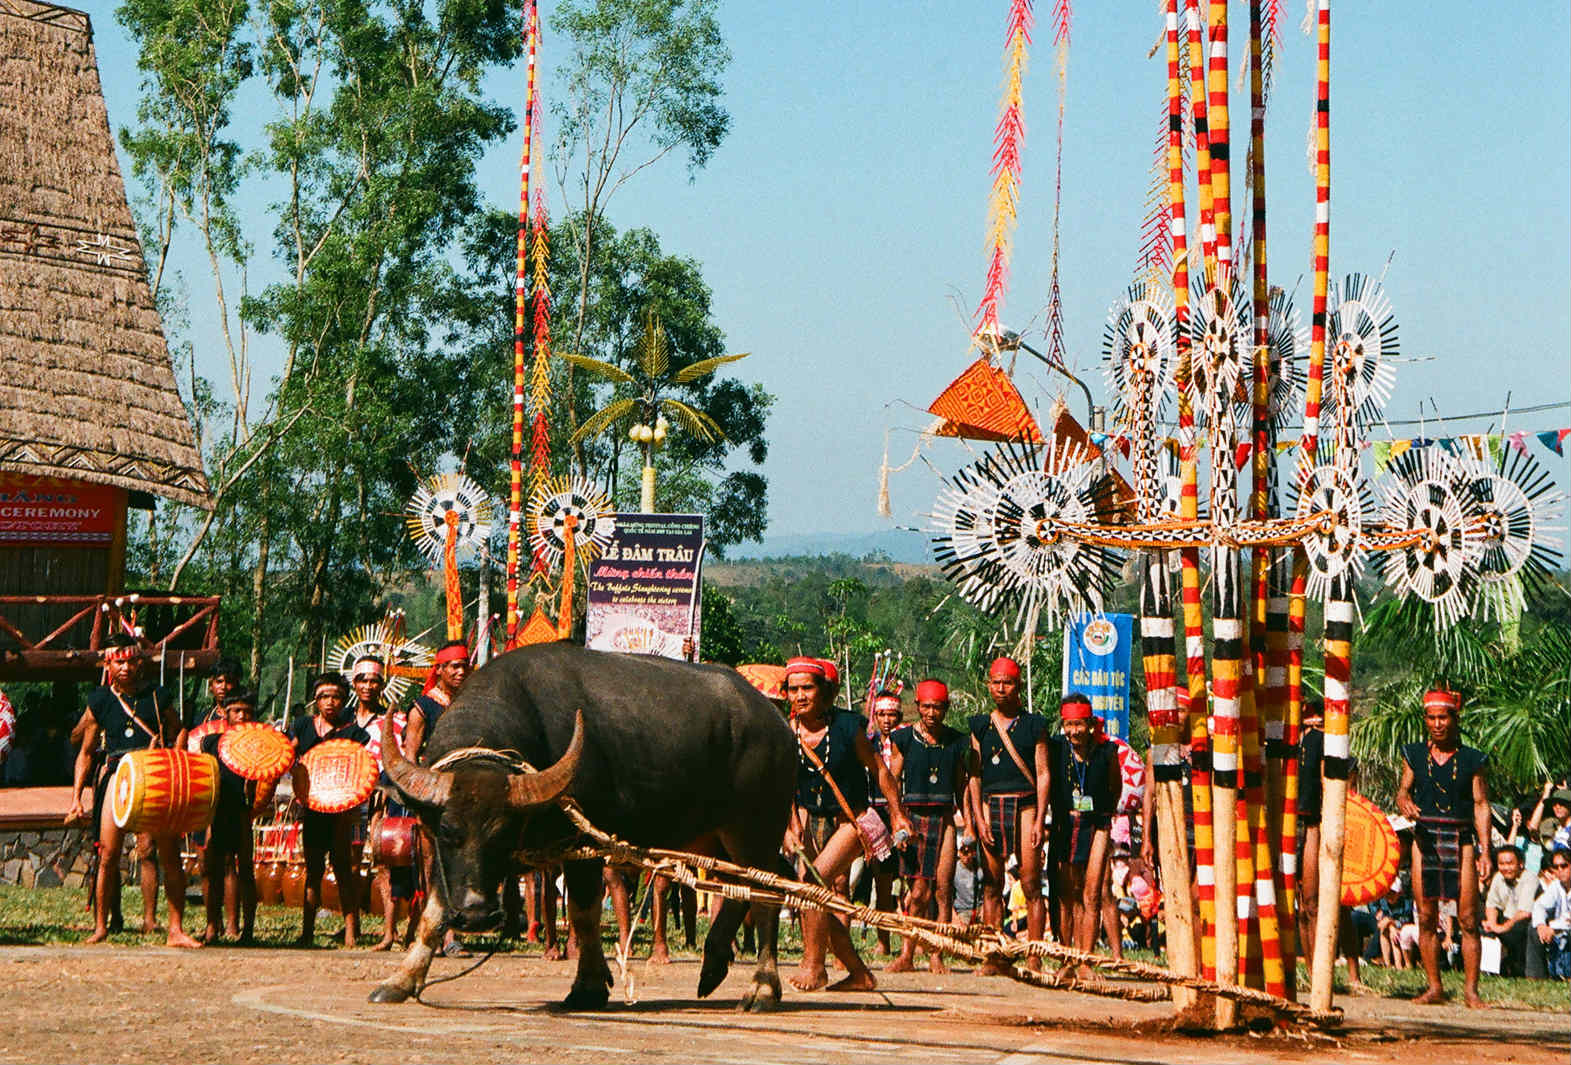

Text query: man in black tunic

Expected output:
[886,678,969,973]
[67,636,200,947]
[290,672,371,947]
[1396,687,1490,1008]
[1047,693,1120,974]
[201,689,266,943]
[967,656,1050,971]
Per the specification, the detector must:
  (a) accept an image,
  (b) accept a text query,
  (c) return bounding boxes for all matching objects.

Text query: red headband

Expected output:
[104,643,141,662]
[784,656,826,679]
[872,695,902,714]
[1060,699,1093,721]
[434,645,470,666]
[915,679,949,704]
[988,656,1021,680]
[1423,689,1461,712]
[817,659,840,685]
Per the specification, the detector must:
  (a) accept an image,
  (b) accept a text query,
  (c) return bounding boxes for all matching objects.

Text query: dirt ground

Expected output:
[2,944,1565,1064]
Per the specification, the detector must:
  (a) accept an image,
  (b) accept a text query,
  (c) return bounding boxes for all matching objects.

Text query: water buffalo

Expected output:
[371,641,796,1011]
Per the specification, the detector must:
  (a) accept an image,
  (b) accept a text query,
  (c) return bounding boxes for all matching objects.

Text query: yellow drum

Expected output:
[110,749,220,836]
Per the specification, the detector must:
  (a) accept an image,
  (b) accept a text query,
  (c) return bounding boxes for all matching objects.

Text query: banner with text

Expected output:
[585,513,704,661]
[1061,613,1134,741]
[0,474,122,546]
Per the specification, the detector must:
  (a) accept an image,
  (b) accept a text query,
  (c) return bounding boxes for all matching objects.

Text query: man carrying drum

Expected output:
[67,635,200,948]
[402,641,471,957]
[351,654,417,952]
[201,689,267,944]
[290,671,371,948]
[967,656,1050,972]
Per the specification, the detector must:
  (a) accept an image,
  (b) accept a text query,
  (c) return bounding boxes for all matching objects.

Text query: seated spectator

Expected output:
[1531,848,1571,980]
[952,835,982,927]
[1483,845,1539,977]
[1374,878,1417,969]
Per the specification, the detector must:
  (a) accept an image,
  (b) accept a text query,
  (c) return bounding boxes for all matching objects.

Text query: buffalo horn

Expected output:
[380,710,453,807]
[507,710,585,810]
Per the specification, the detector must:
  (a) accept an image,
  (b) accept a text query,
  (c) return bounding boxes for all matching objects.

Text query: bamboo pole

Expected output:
[505,0,539,645]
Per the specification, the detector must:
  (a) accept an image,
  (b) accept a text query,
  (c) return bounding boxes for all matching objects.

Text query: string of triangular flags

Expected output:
[1088,428,1571,469]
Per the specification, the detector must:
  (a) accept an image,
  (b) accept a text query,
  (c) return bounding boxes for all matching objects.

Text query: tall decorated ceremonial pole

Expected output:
[1242,0,1288,998]
[1176,0,1218,985]
[1302,0,1346,1015]
[1138,0,1199,1007]
[505,0,540,646]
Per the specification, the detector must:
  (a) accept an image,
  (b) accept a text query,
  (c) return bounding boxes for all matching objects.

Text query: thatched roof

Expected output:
[0,1,210,509]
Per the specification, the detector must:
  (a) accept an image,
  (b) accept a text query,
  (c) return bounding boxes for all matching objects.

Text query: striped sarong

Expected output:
[983,791,1033,862]
[900,806,951,882]
[1415,818,1467,901]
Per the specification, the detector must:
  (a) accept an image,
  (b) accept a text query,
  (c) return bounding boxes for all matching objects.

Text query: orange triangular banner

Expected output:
[927,357,1043,443]
[515,607,559,647]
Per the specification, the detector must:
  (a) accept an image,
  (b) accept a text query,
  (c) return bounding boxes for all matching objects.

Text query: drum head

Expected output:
[300,739,378,814]
[185,718,227,754]
[109,753,139,829]
[219,723,296,782]
[1341,792,1401,906]
[736,664,787,701]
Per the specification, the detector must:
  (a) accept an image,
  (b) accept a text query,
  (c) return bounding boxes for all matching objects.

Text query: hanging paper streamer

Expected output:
[528,177,554,576]
[974,0,1034,342]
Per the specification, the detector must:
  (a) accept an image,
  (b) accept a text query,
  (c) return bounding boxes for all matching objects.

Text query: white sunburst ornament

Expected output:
[527,475,615,568]
[405,473,494,566]
[1378,447,1482,630]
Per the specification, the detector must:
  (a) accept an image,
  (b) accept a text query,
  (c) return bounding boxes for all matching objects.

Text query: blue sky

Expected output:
[88,1,1570,540]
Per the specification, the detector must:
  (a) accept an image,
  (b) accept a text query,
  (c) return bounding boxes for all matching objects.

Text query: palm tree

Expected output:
[563,311,748,512]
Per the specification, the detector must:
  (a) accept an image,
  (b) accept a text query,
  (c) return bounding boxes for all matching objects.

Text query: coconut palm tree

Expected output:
[563,311,748,512]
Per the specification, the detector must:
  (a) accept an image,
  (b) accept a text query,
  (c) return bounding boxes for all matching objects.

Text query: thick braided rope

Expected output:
[533,799,1336,1024]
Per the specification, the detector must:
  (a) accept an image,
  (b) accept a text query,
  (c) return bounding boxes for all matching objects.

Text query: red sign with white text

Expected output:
[0,474,122,546]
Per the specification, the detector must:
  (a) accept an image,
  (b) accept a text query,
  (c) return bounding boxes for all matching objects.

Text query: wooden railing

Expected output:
[0,593,221,679]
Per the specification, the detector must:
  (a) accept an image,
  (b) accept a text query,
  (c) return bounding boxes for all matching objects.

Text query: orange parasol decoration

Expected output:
[218,723,296,783]
[1338,792,1401,906]
[736,663,787,701]
[927,357,1043,443]
[299,739,379,814]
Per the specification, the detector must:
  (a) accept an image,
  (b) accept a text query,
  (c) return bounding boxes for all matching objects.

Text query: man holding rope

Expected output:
[967,656,1050,973]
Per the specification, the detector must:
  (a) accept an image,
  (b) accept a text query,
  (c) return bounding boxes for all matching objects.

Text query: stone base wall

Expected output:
[0,828,98,889]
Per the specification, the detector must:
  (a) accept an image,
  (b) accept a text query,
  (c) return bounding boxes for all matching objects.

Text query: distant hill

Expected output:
[724,528,932,565]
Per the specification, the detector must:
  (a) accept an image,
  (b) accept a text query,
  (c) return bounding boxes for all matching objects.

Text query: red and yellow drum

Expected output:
[219,723,296,783]
[1341,792,1402,906]
[370,815,418,867]
[185,718,226,753]
[736,663,787,701]
[299,739,378,814]
[110,749,220,836]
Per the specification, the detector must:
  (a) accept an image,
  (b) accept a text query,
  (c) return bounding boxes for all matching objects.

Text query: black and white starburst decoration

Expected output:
[1291,462,1370,601]
[405,473,494,566]
[1260,287,1307,433]
[931,441,1121,627]
[1325,273,1398,433]
[1378,447,1482,630]
[329,622,433,708]
[1103,281,1177,427]
[1455,448,1565,621]
[527,476,615,568]
[1186,276,1254,427]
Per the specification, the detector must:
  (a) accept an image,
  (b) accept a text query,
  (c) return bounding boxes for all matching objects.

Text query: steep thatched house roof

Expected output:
[0,1,210,509]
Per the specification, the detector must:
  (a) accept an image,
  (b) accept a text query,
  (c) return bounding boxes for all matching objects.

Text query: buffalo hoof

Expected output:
[696,943,733,999]
[560,983,611,1011]
[736,976,781,1013]
[368,983,413,1004]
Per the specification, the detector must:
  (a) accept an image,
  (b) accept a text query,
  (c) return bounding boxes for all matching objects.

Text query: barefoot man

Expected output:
[886,678,970,973]
[782,656,912,992]
[1396,687,1490,1008]
[967,656,1050,972]
[67,636,200,948]
[1047,694,1119,979]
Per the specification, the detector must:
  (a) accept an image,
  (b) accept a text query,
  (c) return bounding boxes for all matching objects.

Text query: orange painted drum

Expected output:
[370,815,418,867]
[1340,792,1401,906]
[110,749,220,835]
[185,718,226,753]
[299,739,378,814]
[219,723,296,782]
[736,663,787,701]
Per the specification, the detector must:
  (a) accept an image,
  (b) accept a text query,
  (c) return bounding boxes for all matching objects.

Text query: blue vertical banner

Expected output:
[1061,613,1135,740]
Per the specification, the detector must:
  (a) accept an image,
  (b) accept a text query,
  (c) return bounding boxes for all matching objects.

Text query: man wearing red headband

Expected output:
[966,655,1050,970]
[886,678,970,973]
[866,691,905,959]
[782,656,911,992]
[1397,687,1490,1008]
[69,634,196,946]
[1047,693,1120,976]
[403,641,470,760]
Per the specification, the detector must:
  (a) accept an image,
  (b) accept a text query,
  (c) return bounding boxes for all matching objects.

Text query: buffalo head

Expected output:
[381,709,584,931]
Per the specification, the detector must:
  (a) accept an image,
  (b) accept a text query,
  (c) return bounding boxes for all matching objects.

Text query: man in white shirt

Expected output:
[1530,848,1571,979]
[1483,846,1539,976]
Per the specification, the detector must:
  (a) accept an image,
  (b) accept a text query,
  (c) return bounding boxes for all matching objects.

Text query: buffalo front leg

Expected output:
[560,859,613,1010]
[368,894,445,1003]
[737,897,782,1012]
